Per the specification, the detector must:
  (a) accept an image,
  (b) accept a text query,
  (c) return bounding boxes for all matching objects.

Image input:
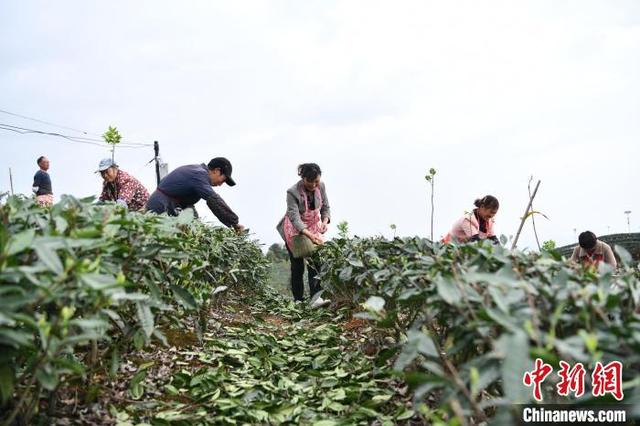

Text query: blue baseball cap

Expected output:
[96,158,117,173]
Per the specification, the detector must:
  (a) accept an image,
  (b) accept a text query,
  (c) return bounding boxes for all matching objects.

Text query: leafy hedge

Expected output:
[0,195,268,424]
[317,236,640,423]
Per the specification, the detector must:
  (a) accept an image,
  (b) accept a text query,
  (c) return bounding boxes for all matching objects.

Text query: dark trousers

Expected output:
[146,190,198,218]
[146,190,179,215]
[287,247,321,301]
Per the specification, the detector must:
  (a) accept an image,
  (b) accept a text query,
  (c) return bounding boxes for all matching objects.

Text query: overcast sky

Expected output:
[1,1,639,251]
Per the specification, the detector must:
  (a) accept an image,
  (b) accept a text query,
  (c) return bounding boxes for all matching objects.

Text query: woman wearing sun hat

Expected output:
[97,158,149,211]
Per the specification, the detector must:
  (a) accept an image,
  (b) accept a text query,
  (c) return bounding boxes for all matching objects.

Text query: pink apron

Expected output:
[283,185,323,249]
[36,194,54,207]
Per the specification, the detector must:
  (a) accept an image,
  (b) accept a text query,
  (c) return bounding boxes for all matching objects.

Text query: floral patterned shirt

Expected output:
[100,170,149,211]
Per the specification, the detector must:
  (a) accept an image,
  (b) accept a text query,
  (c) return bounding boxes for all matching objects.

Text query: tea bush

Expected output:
[317,236,640,422]
[0,195,268,424]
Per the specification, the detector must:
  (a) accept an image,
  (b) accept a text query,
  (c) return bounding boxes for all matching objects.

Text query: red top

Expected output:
[100,170,149,211]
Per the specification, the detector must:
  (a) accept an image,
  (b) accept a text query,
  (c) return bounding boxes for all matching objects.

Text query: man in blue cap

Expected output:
[146,157,244,232]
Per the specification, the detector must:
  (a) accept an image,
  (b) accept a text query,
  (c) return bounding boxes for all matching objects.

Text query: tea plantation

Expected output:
[1,197,639,425]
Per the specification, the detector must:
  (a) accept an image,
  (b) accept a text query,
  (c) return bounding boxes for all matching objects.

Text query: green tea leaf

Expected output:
[498,331,530,404]
[110,347,120,377]
[6,228,35,256]
[171,285,197,310]
[136,302,154,339]
[129,370,146,400]
[36,369,58,391]
[33,242,63,274]
[81,273,119,290]
[396,409,415,421]
[0,364,14,404]
[436,277,462,305]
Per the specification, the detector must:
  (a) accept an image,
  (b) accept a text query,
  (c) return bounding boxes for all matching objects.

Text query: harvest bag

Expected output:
[283,185,323,258]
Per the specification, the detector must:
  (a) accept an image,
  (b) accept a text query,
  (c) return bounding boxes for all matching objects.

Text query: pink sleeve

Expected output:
[462,216,479,240]
[451,215,479,242]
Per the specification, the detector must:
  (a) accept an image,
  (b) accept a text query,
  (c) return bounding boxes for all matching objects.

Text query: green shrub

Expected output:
[317,236,640,422]
[0,195,268,423]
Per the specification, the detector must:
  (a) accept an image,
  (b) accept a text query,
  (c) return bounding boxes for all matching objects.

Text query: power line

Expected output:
[3,123,152,147]
[0,108,154,146]
[0,124,105,147]
[0,123,152,149]
[0,123,148,147]
[0,123,152,147]
[0,108,101,137]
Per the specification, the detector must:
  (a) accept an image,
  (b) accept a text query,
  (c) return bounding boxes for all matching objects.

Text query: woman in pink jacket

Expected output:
[444,195,500,244]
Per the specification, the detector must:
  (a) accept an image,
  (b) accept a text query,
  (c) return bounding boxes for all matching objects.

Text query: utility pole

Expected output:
[624,211,632,233]
[9,167,14,195]
[154,141,160,186]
